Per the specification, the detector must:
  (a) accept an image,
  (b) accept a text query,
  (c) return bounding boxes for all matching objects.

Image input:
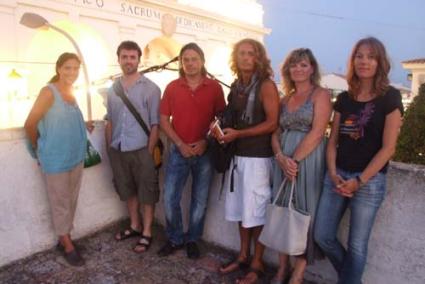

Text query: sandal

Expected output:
[219,257,250,274]
[115,227,141,241]
[56,242,84,253]
[133,235,152,253]
[236,267,265,284]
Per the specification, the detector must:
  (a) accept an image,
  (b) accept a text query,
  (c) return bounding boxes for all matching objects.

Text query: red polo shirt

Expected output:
[160,76,225,144]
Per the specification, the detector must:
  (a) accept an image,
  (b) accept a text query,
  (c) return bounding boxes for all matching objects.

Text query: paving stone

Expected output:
[195,254,222,272]
[0,222,328,284]
[27,259,64,282]
[0,272,36,284]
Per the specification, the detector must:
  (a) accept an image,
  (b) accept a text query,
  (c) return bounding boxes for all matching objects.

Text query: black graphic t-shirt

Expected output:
[334,86,403,173]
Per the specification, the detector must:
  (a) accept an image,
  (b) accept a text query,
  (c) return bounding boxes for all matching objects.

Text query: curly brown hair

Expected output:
[346,37,390,97]
[280,48,321,96]
[230,38,273,81]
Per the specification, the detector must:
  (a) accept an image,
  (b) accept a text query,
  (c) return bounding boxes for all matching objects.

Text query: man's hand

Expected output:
[148,141,155,155]
[209,120,224,141]
[191,139,207,156]
[220,128,239,144]
[148,125,159,155]
[177,143,196,158]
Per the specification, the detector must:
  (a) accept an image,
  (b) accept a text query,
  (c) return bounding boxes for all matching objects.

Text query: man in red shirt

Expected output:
[158,42,225,259]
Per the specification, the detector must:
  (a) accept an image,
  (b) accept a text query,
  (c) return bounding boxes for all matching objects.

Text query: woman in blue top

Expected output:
[314,37,403,284]
[25,52,89,266]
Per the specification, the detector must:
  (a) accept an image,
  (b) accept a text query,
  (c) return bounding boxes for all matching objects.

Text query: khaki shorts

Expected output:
[224,156,273,228]
[108,147,159,204]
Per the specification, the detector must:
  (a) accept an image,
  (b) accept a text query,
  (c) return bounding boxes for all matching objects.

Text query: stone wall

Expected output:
[1,125,424,284]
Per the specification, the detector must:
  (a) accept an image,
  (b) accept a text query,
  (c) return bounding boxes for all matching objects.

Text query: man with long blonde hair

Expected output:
[217,38,279,283]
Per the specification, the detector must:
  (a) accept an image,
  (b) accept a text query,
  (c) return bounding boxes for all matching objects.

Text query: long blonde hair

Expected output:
[230,38,273,81]
[280,48,320,96]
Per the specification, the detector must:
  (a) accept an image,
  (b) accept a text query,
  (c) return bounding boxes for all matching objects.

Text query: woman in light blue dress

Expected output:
[270,48,332,284]
[25,52,90,267]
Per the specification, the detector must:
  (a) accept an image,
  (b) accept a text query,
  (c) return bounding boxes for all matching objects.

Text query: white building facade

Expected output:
[402,58,425,96]
[0,0,268,128]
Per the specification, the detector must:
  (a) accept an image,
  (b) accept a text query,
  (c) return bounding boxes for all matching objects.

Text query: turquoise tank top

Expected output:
[37,84,86,173]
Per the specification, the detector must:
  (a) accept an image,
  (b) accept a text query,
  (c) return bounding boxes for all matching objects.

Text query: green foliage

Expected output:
[394,83,425,165]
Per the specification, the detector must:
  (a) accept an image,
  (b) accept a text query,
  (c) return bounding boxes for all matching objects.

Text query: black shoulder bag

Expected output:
[210,91,237,174]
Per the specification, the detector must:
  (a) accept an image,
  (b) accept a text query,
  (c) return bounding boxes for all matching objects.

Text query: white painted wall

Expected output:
[160,160,425,284]
[0,123,128,267]
[1,125,424,284]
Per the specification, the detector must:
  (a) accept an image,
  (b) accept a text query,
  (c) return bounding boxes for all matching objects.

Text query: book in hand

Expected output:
[210,119,224,137]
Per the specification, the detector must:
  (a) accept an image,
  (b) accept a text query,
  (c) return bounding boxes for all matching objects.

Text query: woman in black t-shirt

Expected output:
[314,37,403,284]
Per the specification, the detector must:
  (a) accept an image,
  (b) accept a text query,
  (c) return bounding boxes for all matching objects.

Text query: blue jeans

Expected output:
[314,169,386,284]
[163,144,213,245]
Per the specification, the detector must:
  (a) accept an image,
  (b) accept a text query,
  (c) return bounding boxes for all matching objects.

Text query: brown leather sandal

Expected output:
[133,235,152,253]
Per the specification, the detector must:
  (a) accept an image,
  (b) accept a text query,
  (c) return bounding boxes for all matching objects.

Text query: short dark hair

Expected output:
[116,41,142,58]
[178,42,207,77]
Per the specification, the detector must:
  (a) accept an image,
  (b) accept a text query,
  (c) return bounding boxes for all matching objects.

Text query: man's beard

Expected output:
[122,64,138,75]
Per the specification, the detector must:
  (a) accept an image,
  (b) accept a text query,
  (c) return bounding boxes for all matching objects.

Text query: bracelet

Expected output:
[355,175,365,187]
[275,152,283,158]
[176,141,183,147]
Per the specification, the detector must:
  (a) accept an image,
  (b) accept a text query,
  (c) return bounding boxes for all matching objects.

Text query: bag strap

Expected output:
[112,79,151,137]
[272,178,296,210]
[272,178,287,205]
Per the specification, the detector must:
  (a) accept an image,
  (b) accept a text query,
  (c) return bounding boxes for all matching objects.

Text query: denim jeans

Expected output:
[163,144,213,245]
[314,169,386,284]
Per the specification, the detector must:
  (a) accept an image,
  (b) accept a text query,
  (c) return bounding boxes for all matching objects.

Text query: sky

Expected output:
[260,0,425,87]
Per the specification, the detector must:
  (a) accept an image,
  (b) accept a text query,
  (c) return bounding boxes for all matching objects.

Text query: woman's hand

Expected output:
[329,173,345,188]
[276,153,298,181]
[334,177,359,198]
